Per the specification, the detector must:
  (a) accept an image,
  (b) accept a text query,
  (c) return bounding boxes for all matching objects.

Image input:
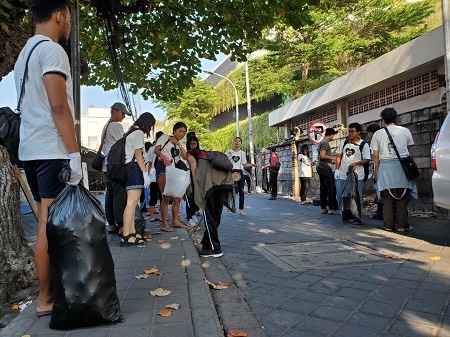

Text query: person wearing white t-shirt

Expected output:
[298,144,313,204]
[101,102,132,235]
[335,123,371,223]
[120,113,155,245]
[154,122,189,232]
[13,1,81,316]
[371,107,415,232]
[145,131,164,221]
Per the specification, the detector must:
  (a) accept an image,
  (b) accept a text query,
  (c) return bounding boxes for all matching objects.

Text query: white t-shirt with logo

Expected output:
[298,154,313,178]
[15,35,74,160]
[336,139,371,180]
[225,149,247,170]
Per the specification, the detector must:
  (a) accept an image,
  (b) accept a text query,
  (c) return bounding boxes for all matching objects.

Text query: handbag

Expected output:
[164,163,190,197]
[91,121,110,171]
[0,40,48,166]
[231,170,241,182]
[384,127,420,180]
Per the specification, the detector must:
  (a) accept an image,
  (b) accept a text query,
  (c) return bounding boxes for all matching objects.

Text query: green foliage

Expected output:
[199,112,278,153]
[78,0,318,101]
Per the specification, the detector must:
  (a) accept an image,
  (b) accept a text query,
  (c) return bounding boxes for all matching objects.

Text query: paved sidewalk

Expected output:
[211,193,450,337]
[2,191,450,337]
[0,194,224,337]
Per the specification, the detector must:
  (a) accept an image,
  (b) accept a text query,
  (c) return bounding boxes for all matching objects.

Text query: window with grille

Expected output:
[292,106,338,133]
[348,70,438,116]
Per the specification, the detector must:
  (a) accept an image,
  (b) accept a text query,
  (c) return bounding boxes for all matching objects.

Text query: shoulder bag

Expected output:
[91,121,110,171]
[384,127,420,180]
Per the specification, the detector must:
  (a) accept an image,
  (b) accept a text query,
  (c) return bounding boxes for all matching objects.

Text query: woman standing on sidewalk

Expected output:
[298,144,313,204]
[120,112,155,245]
[225,137,255,215]
[154,122,189,231]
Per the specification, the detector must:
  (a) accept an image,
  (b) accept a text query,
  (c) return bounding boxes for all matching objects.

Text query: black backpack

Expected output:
[205,151,233,171]
[0,107,21,166]
[107,128,140,182]
[342,139,370,182]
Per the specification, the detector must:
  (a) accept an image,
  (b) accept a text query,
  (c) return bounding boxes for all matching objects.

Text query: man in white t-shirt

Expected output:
[335,122,371,223]
[13,0,81,317]
[101,102,132,234]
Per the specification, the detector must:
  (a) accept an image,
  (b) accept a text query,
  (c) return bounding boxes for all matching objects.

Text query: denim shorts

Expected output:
[155,160,166,180]
[126,162,144,191]
[22,159,67,201]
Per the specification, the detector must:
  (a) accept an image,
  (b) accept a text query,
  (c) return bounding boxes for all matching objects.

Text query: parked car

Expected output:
[431,112,450,210]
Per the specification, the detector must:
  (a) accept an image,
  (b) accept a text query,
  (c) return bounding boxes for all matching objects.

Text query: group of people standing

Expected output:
[315,107,416,232]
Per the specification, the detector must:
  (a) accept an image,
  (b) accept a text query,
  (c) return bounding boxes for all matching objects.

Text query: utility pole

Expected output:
[443,0,450,113]
[245,61,256,192]
[70,0,81,149]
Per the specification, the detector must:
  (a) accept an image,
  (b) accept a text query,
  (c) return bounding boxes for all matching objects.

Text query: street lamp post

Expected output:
[244,61,256,192]
[203,70,240,137]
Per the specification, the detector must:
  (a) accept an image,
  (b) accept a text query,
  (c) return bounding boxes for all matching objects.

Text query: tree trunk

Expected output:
[0,146,36,305]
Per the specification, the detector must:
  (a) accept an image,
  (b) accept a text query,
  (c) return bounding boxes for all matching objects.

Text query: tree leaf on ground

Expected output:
[385,254,396,259]
[158,239,165,243]
[144,267,161,275]
[158,309,172,316]
[165,303,180,310]
[11,304,19,310]
[429,256,441,261]
[150,288,171,296]
[134,274,150,279]
[227,329,248,337]
[170,236,179,240]
[204,277,230,290]
[218,281,231,287]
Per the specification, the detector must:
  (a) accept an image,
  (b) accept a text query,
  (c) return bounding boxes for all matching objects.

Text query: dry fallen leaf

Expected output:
[158,309,172,317]
[11,304,19,310]
[429,256,441,261]
[193,238,202,245]
[204,277,230,290]
[170,236,179,240]
[21,335,31,337]
[227,329,248,337]
[134,274,150,279]
[385,254,396,259]
[144,267,161,275]
[165,303,180,310]
[150,288,171,297]
[158,239,165,243]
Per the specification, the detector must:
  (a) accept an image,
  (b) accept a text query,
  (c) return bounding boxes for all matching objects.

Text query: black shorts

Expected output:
[22,159,67,201]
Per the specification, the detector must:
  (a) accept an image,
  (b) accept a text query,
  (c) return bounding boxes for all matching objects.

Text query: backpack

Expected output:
[0,107,21,166]
[274,158,281,171]
[106,128,140,182]
[342,139,370,182]
[205,151,233,171]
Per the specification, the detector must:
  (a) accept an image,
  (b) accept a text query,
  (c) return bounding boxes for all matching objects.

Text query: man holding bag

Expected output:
[13,0,82,317]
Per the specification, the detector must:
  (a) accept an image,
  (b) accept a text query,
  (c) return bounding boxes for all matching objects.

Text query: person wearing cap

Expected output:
[316,128,340,215]
[263,146,280,200]
[101,102,132,235]
[13,0,81,317]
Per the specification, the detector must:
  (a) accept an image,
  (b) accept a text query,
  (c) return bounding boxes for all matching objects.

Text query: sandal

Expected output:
[120,234,144,246]
[161,226,174,232]
[320,209,328,214]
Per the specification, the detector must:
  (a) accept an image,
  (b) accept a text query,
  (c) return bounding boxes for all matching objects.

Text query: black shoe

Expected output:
[370,213,383,220]
[199,249,223,258]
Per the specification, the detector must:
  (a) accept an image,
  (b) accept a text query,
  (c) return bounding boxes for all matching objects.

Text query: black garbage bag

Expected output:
[341,166,361,222]
[47,183,123,330]
[262,168,269,193]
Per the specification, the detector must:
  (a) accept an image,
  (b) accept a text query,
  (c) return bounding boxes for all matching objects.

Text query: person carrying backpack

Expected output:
[335,122,371,224]
[119,112,155,245]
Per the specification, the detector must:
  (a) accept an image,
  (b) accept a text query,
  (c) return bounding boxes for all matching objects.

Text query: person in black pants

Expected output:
[194,158,234,258]
[263,146,279,200]
[316,128,339,214]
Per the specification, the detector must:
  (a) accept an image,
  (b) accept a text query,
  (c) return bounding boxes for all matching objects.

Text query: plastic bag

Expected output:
[262,168,269,193]
[47,184,122,330]
[164,163,190,197]
[341,166,361,222]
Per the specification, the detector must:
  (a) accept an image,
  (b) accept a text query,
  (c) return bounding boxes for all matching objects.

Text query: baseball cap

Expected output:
[110,102,131,116]
[267,146,276,152]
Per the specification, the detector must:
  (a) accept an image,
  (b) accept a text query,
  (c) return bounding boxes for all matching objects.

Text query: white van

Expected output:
[431,112,450,210]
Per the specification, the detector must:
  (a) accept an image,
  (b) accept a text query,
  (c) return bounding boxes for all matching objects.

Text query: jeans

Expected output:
[336,178,364,212]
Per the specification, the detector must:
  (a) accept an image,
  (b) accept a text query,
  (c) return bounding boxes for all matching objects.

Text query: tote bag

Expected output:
[164,163,190,197]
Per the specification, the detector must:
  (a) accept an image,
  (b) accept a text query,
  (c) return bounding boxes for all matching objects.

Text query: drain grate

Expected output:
[253,239,390,271]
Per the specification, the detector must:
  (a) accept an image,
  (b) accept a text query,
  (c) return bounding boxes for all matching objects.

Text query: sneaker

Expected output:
[199,249,223,258]
[384,227,393,231]
[239,209,246,216]
[397,226,413,232]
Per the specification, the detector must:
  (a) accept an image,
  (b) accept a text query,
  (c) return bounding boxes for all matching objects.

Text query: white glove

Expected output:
[143,172,151,188]
[334,169,340,180]
[68,152,82,186]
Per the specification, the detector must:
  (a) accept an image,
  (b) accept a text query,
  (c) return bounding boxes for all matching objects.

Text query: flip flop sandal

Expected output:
[161,226,174,232]
[36,310,52,317]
